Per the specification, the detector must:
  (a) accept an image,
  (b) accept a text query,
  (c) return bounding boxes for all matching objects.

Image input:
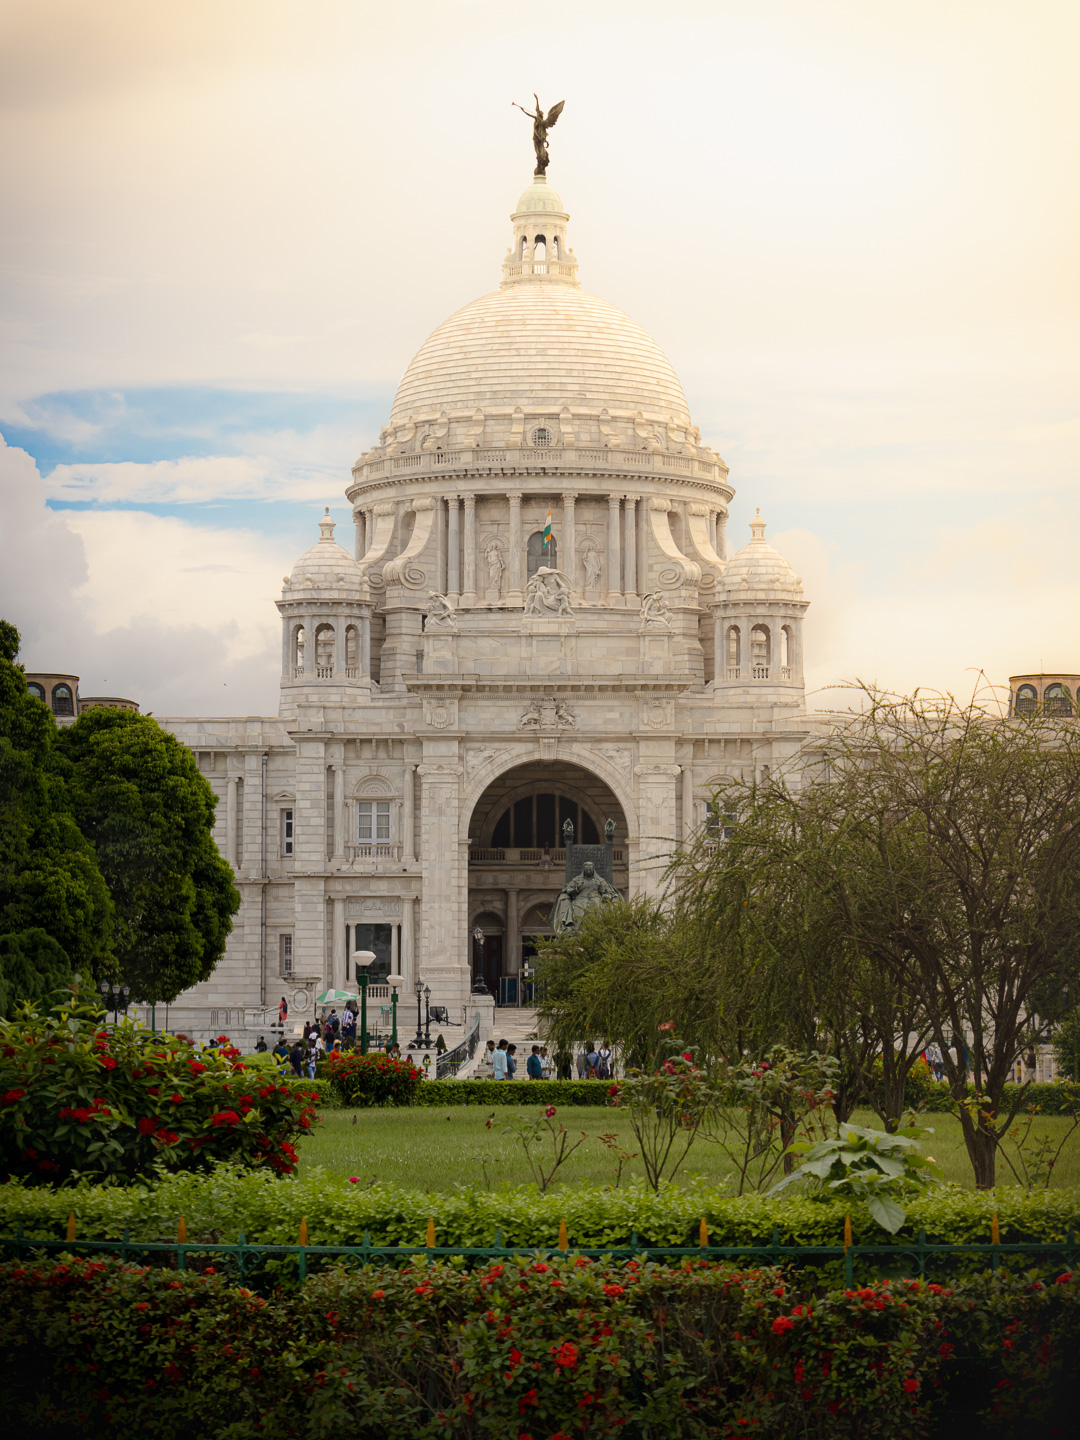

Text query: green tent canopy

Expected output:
[315,988,359,1006]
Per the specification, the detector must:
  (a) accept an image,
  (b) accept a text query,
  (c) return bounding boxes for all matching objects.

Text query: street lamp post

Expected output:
[472,924,484,990]
[409,977,425,1050]
[98,981,131,1024]
[521,958,532,1006]
[387,972,403,1048]
[423,983,433,1050]
[354,948,375,1055]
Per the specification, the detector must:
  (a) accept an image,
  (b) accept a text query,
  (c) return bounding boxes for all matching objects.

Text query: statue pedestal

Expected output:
[520,617,576,676]
[639,632,670,673]
[422,632,458,674]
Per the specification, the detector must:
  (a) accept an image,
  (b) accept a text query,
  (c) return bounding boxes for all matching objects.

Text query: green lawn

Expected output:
[296,1103,1080,1193]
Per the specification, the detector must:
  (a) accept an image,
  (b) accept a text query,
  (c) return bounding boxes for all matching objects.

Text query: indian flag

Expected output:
[543,506,552,550]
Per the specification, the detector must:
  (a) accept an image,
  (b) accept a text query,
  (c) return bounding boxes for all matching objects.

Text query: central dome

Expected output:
[390,285,691,425]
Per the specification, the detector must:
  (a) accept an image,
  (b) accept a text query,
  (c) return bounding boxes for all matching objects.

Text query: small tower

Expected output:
[501,175,579,288]
[710,510,807,700]
[277,510,373,713]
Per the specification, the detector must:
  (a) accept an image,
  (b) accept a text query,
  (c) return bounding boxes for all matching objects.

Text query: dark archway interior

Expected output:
[470,761,626,850]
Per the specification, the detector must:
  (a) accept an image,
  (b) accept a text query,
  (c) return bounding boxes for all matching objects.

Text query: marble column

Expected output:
[402,763,416,862]
[332,764,346,862]
[334,620,346,677]
[280,618,290,680]
[606,495,623,604]
[361,615,371,677]
[447,498,461,604]
[402,897,415,986]
[391,922,400,978]
[333,897,346,989]
[507,491,524,603]
[302,615,315,675]
[461,494,477,605]
[354,508,365,560]
[681,762,694,842]
[225,776,238,868]
[716,510,727,561]
[561,492,576,592]
[506,886,519,983]
[622,495,638,597]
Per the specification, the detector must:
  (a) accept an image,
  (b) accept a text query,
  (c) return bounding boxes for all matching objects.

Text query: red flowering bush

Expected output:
[1,1257,1077,1435]
[0,995,318,1184]
[320,1049,424,1108]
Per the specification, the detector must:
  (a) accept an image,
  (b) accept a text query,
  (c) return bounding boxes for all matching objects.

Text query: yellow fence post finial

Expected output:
[66,1212,76,1243]
[699,1217,709,1248]
[991,1212,1001,1246]
[177,1216,187,1244]
[426,1217,436,1249]
[558,1219,569,1252]
[298,1217,309,1247]
[843,1214,853,1251]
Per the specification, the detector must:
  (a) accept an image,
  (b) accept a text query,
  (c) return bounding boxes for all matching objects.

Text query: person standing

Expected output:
[540,1047,554,1081]
[597,1042,613,1080]
[254,1035,268,1054]
[341,1006,356,1049]
[478,1039,496,1079]
[576,1046,589,1080]
[492,1039,509,1081]
[288,1041,304,1077]
[277,996,289,1032]
[526,1045,544,1080]
[506,1044,518,1080]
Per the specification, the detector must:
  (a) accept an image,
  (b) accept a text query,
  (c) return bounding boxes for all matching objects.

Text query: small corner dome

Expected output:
[514,176,566,215]
[724,510,800,594]
[286,510,362,591]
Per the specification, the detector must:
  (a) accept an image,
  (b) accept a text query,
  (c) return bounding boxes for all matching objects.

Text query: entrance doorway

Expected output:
[472,910,504,998]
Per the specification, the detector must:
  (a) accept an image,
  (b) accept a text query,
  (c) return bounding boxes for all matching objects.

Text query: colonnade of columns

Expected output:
[281,613,371,681]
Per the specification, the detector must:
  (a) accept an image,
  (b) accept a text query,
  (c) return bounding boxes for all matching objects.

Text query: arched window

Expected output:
[1044,683,1073,716]
[552,235,560,260]
[51,684,73,717]
[531,427,552,447]
[26,683,45,701]
[750,625,770,678]
[520,235,528,261]
[533,234,547,261]
[726,626,740,676]
[292,624,305,675]
[491,793,599,849]
[314,623,335,678]
[1014,684,1038,715]
[345,625,359,673]
[526,530,557,579]
[780,625,793,676]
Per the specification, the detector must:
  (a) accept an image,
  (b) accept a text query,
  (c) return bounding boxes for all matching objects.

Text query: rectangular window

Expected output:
[279,933,293,978]
[281,809,294,856]
[357,800,391,842]
[705,801,737,839]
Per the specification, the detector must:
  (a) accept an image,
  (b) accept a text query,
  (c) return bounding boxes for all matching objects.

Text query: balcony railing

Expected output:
[469,846,626,866]
[353,445,724,487]
[348,843,402,860]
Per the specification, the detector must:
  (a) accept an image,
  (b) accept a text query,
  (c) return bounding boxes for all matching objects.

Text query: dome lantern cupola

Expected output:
[501,173,579,288]
[710,510,808,696]
[277,508,373,706]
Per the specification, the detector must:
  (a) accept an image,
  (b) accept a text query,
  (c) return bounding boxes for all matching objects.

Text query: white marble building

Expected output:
[160,168,813,1035]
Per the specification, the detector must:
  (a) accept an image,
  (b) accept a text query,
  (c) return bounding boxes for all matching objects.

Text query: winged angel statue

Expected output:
[513,95,565,176]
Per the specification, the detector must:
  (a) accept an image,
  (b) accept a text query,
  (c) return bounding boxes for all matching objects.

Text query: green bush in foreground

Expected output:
[1,1255,1078,1436]
[2,1165,1078,1255]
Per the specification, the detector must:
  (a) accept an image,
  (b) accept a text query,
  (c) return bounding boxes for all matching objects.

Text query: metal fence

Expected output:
[4,1215,1079,1287]
[436,1011,481,1079]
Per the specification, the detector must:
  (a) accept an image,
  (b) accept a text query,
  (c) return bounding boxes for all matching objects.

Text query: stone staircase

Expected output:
[457,1006,540,1077]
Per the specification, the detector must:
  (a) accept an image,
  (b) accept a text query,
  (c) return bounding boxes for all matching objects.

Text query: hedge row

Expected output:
[2,1165,1078,1253]
[2,1255,1078,1436]
[416,1078,613,1106]
[918,1080,1079,1116]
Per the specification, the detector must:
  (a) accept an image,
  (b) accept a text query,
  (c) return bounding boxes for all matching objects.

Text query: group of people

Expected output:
[477,1039,614,1081]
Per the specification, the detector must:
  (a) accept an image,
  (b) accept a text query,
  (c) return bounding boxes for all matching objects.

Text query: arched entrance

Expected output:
[467,760,628,1005]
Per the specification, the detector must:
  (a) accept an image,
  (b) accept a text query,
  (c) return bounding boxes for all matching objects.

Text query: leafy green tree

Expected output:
[57,708,240,1005]
[0,621,114,1004]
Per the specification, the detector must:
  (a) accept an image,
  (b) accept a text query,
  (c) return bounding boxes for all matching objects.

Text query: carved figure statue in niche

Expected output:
[524,566,573,617]
[581,544,602,590]
[640,591,673,631]
[482,539,505,592]
[549,861,620,934]
[424,592,458,632]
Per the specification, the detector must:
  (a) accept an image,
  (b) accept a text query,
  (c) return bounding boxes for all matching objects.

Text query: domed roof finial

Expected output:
[318,507,336,543]
[750,507,767,542]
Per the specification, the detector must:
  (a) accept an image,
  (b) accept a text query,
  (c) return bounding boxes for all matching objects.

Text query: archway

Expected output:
[467,759,628,1005]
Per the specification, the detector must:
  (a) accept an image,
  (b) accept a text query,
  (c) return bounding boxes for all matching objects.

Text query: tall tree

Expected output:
[57,708,240,1005]
[0,621,114,1005]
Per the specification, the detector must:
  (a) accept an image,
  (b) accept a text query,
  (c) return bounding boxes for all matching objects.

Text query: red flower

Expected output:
[551,1341,579,1369]
[157,1131,179,1146]
[371,1289,385,1299]
[771,1315,795,1334]
[658,1020,675,1031]
[903,1377,919,1393]
[2,1090,25,1104]
[187,1061,207,1075]
[602,1284,625,1298]
[545,1105,557,1118]
[518,1389,539,1412]
[682,1052,693,1062]
[99,1056,117,1070]
[210,1111,241,1126]
[508,1347,523,1367]
[169,1094,184,1104]
[137,1118,157,1135]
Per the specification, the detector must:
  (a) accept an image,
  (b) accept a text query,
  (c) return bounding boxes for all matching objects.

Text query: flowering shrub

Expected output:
[0,1256,1077,1434]
[0,996,318,1184]
[320,1049,424,1108]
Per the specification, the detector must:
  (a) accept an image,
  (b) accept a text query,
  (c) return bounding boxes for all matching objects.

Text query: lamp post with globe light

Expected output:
[410,976,425,1050]
[472,925,484,991]
[354,948,375,1054]
[423,983,433,1050]
[387,972,403,1048]
[99,980,130,1025]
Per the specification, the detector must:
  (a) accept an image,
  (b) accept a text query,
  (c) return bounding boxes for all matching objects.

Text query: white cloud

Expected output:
[0,437,291,714]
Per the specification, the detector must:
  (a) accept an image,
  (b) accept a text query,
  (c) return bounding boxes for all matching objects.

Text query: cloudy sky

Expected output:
[1,0,1077,716]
